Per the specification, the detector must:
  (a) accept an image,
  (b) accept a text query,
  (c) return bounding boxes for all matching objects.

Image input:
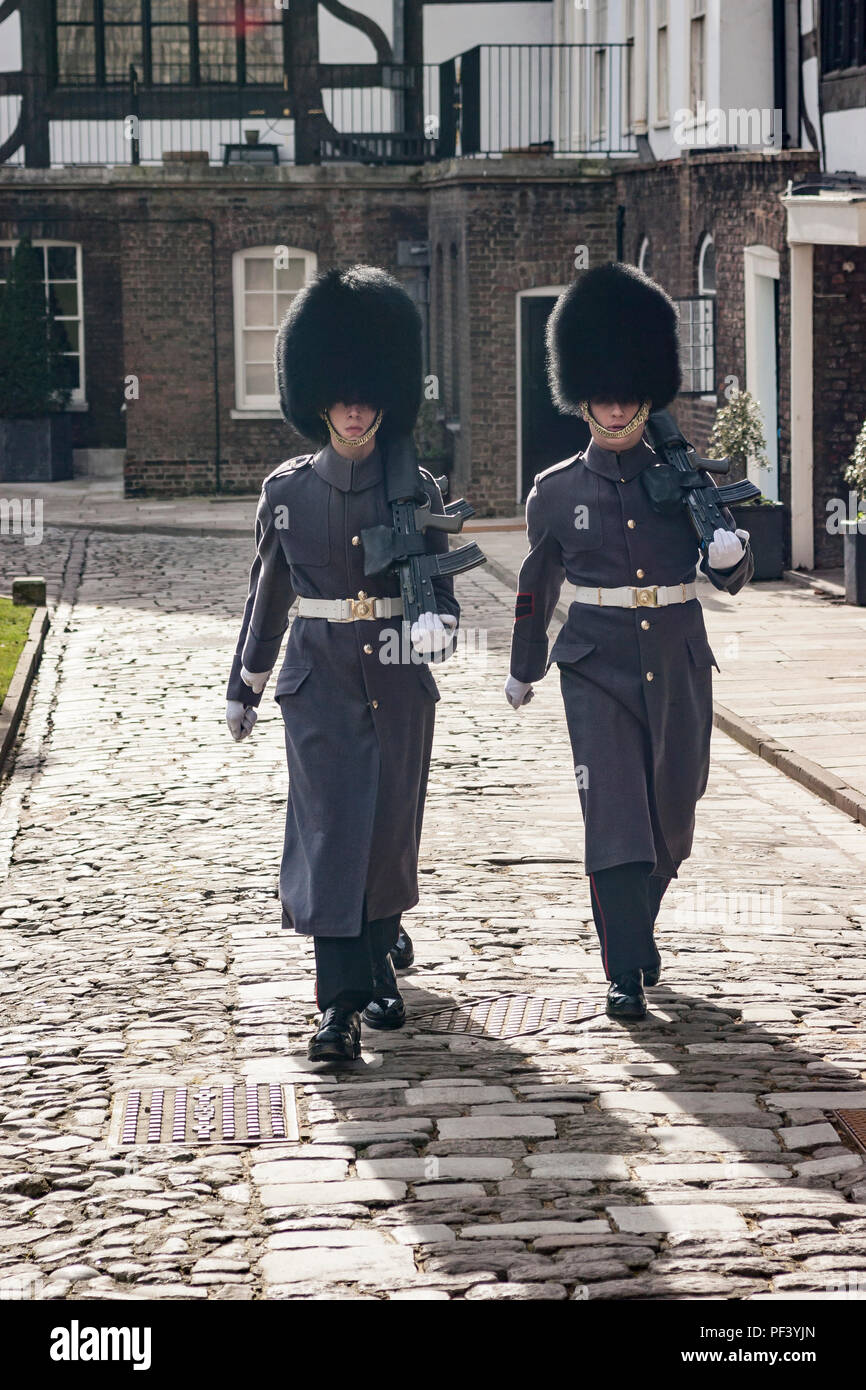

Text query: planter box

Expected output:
[842,520,866,606]
[729,500,787,581]
[0,414,74,482]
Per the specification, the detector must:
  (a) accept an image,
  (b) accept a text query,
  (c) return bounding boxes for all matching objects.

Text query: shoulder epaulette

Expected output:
[265,453,315,484]
[534,452,583,487]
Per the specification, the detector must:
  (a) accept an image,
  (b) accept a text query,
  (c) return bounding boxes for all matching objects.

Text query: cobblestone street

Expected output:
[1,526,866,1302]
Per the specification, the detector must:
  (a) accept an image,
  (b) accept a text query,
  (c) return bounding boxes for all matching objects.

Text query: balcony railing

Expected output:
[0,46,635,169]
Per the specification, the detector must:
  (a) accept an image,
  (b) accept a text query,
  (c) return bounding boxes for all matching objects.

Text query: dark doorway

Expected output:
[520,295,589,501]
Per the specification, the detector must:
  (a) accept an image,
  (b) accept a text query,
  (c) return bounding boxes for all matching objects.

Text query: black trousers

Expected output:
[588,860,670,980]
[313,906,401,1013]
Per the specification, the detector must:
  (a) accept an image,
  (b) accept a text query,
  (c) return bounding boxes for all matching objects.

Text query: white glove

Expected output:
[410,612,458,662]
[505,675,534,709]
[226,701,258,742]
[706,527,750,571]
[241,665,272,694]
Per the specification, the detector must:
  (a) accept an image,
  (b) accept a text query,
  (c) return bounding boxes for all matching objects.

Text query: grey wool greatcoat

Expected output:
[226,440,459,937]
[510,435,753,880]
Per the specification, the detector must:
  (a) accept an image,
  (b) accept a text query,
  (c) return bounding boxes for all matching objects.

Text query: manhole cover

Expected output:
[412,994,600,1039]
[108,1083,299,1148]
[833,1110,866,1155]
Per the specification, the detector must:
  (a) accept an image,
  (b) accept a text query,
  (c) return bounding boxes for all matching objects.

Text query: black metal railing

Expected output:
[448,44,636,157]
[0,46,635,169]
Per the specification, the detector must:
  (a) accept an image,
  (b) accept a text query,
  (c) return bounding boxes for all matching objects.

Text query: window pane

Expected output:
[54,320,80,354]
[244,329,277,362]
[276,259,308,292]
[276,292,297,320]
[244,258,273,291]
[103,0,139,18]
[199,25,237,83]
[0,246,13,280]
[150,0,184,18]
[245,25,284,83]
[62,356,81,390]
[152,26,191,83]
[245,364,275,396]
[49,282,79,317]
[701,242,716,292]
[57,26,97,81]
[47,246,78,280]
[245,292,274,327]
[199,0,236,19]
[57,0,93,18]
[104,25,144,80]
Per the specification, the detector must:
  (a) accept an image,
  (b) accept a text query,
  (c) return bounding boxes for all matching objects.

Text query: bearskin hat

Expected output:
[274,263,423,446]
[546,261,682,413]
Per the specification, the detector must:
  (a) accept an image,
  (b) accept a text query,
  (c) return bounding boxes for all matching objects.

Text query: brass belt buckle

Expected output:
[635,585,658,607]
[349,596,375,620]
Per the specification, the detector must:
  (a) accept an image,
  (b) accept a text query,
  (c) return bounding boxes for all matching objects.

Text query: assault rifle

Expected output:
[644,409,763,553]
[360,434,486,628]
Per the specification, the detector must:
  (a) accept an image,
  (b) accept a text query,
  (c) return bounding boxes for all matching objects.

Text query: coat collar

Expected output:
[583,434,657,483]
[312,440,384,492]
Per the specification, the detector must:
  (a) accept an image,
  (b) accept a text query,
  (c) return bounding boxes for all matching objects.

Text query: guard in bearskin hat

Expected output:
[225,265,459,1063]
[505,261,754,1020]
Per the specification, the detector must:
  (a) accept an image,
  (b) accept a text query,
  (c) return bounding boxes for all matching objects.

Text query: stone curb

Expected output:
[0,605,50,779]
[482,552,866,829]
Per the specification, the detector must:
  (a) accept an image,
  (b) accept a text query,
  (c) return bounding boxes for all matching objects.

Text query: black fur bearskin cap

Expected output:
[274,263,423,446]
[546,261,682,413]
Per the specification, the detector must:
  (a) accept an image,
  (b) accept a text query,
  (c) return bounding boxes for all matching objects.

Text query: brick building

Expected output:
[1,0,865,572]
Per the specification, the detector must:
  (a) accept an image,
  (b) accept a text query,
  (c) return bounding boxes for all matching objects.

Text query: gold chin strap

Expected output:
[580,399,651,440]
[321,407,384,448]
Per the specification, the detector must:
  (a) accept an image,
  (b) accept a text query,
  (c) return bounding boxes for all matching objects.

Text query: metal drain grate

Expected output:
[833,1110,866,1156]
[412,994,600,1039]
[108,1083,299,1148]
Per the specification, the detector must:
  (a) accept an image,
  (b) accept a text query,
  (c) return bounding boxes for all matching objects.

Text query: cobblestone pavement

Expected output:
[1,528,866,1302]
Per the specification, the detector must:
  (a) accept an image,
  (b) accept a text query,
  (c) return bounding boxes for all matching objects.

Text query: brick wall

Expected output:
[10,151,853,570]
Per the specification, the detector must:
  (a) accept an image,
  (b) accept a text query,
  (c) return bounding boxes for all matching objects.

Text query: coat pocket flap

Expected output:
[686,635,720,671]
[275,663,313,697]
[549,637,597,668]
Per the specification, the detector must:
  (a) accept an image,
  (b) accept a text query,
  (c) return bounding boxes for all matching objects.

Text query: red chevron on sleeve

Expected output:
[514,592,535,621]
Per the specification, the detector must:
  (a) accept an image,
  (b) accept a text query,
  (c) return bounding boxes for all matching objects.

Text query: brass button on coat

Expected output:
[646,671,654,681]
[641,619,650,629]
[371,699,379,709]
[627,519,636,529]
[352,535,361,546]
[363,643,373,654]
[636,568,645,579]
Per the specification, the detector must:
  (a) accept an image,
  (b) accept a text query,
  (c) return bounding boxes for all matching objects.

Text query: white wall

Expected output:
[823,109,866,177]
[423,4,553,62]
[0,9,21,69]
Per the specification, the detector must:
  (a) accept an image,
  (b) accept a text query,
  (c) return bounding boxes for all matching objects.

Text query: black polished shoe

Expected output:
[606,970,647,1020]
[389,927,415,971]
[362,953,406,1031]
[307,1004,362,1063]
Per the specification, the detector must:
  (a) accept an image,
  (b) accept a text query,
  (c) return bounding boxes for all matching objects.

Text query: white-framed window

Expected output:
[0,240,85,405]
[698,233,716,295]
[656,0,669,123]
[232,246,317,412]
[676,296,715,394]
[690,0,706,111]
[638,235,652,275]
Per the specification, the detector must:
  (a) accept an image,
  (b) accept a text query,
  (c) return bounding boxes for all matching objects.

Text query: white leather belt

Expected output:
[573,582,697,609]
[296,595,404,622]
